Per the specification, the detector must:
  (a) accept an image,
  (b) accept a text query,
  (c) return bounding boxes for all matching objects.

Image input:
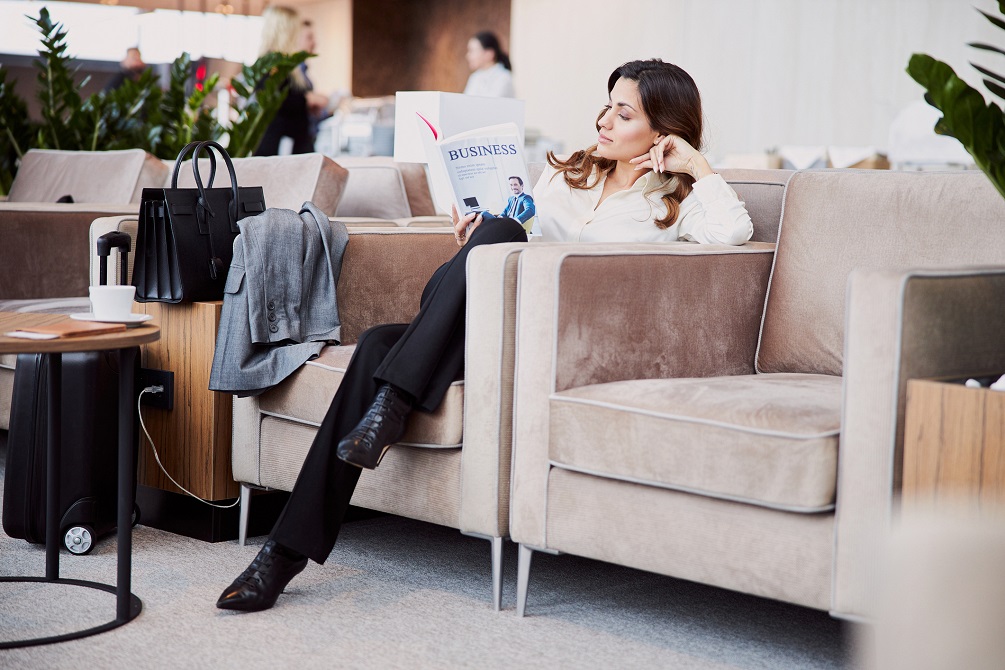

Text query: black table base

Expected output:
[0,348,143,648]
[0,576,141,648]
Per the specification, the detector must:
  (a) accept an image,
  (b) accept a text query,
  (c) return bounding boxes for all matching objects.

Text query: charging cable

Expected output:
[138,386,240,509]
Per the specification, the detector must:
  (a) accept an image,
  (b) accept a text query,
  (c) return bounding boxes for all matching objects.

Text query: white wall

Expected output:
[510,0,1001,160]
[299,0,353,96]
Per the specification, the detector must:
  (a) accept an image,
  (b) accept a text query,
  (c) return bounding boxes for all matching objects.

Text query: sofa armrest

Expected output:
[0,203,136,299]
[336,228,457,342]
[835,266,1005,619]
[459,242,528,537]
[509,242,775,547]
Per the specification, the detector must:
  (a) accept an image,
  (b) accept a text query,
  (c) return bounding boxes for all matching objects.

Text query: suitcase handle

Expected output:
[96,231,132,286]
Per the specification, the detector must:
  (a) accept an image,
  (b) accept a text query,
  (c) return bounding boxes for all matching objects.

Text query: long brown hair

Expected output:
[547,59,704,229]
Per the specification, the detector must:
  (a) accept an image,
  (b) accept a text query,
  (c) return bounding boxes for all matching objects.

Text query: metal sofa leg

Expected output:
[238,484,252,546]
[516,543,533,617]
[491,536,503,612]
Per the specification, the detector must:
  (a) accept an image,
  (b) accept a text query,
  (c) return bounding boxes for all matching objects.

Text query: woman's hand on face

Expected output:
[451,204,483,247]
[630,134,713,180]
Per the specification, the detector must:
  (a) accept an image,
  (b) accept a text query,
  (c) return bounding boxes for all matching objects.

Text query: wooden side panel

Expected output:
[137,301,238,501]
[903,379,1005,515]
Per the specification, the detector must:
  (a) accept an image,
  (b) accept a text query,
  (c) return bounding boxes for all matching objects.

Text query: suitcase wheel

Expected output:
[64,525,94,555]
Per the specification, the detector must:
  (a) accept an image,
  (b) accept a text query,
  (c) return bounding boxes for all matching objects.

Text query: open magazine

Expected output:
[417,114,539,235]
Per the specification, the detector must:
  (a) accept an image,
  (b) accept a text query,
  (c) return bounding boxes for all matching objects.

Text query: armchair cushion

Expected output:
[258,344,464,448]
[333,156,416,219]
[757,170,1005,377]
[550,373,841,511]
[7,149,169,204]
[173,153,349,216]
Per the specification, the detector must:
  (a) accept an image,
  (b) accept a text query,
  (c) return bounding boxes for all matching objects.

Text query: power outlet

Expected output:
[138,368,174,411]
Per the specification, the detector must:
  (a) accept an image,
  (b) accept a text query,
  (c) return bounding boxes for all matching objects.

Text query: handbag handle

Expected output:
[191,141,240,225]
[171,141,217,189]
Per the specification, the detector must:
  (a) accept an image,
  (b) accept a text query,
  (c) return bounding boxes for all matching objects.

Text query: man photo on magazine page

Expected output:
[496,175,536,231]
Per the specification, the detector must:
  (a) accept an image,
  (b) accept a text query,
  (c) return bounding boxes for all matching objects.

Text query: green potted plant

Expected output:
[0,7,307,193]
[907,1,1005,200]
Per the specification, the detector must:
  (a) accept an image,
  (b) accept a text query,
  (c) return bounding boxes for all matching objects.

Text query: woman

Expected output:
[463,31,516,98]
[216,58,752,613]
[254,5,329,155]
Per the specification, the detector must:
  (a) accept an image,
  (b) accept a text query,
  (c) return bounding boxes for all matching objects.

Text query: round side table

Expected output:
[0,312,160,648]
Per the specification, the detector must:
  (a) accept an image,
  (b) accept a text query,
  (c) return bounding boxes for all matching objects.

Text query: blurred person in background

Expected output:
[104,47,147,92]
[254,5,329,155]
[463,31,514,98]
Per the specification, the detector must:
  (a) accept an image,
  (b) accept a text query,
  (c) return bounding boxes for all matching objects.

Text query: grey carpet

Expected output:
[0,434,852,669]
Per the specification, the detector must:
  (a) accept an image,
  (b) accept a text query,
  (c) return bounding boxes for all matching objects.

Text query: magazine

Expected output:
[417,114,539,235]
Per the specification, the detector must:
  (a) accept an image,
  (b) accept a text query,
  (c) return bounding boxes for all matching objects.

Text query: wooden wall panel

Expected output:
[352,0,511,97]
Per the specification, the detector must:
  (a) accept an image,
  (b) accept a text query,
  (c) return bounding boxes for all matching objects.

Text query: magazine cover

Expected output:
[418,114,539,234]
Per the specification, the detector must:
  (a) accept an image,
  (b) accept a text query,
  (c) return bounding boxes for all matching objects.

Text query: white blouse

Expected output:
[463,63,516,98]
[534,165,753,245]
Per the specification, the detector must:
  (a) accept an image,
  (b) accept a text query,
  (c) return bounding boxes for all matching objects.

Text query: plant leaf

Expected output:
[976,8,1005,32]
[971,62,1005,85]
[985,78,1005,102]
[969,42,1005,58]
[907,53,1005,201]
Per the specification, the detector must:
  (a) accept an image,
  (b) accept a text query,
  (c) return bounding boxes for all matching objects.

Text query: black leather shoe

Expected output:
[336,384,412,469]
[216,540,308,612]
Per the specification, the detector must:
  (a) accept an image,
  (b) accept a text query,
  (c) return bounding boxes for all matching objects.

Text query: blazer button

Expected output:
[268,312,277,322]
[269,324,278,333]
[267,300,275,310]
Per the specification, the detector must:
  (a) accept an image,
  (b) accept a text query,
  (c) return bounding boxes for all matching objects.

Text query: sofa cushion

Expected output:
[757,170,1005,377]
[718,168,792,243]
[173,153,349,216]
[333,156,415,219]
[8,149,169,203]
[548,372,842,511]
[258,344,464,447]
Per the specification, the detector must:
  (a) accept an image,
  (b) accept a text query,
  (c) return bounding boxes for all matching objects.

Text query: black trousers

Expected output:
[270,217,527,563]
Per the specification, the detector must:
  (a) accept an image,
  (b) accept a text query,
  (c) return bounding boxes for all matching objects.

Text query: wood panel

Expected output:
[136,301,238,501]
[903,379,1005,515]
[352,0,511,97]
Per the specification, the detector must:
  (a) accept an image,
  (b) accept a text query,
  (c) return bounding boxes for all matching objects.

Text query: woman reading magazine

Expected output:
[217,58,753,612]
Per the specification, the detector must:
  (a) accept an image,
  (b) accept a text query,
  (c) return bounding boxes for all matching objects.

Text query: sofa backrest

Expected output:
[757,169,1005,376]
[526,163,789,243]
[333,156,436,218]
[8,149,169,204]
[172,153,349,216]
[718,168,792,243]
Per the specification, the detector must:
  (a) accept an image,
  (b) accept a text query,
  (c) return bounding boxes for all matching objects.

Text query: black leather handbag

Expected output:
[132,141,266,303]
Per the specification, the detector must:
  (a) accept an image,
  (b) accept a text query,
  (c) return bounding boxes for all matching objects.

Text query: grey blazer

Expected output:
[209,202,349,396]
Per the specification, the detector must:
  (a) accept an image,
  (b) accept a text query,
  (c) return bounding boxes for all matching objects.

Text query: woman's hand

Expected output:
[451,204,483,247]
[630,134,714,181]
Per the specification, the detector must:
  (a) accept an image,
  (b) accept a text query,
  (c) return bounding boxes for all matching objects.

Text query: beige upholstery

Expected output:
[334,156,421,219]
[0,153,348,302]
[0,203,139,299]
[7,149,169,204]
[174,153,349,216]
[551,373,841,511]
[509,169,1005,620]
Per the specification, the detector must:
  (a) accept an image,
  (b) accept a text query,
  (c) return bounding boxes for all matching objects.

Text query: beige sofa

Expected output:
[507,169,1005,620]
[0,149,171,300]
[0,151,349,301]
[332,156,444,226]
[228,169,792,611]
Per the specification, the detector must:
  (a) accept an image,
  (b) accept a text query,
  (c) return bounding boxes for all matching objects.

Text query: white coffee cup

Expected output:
[89,285,136,321]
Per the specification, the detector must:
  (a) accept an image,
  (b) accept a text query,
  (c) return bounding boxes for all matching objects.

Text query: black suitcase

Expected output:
[2,232,140,555]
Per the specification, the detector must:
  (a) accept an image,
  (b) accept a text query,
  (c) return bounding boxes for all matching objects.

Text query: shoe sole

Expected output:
[340,443,392,470]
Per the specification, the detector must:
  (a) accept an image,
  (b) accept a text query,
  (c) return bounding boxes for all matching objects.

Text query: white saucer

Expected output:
[70,312,153,326]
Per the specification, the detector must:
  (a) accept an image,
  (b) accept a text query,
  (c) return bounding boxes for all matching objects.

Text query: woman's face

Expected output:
[595,77,661,163]
[466,38,495,71]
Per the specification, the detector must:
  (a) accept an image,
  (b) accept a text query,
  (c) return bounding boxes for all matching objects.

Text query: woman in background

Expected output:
[217,58,752,613]
[463,31,515,98]
[254,5,329,155]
